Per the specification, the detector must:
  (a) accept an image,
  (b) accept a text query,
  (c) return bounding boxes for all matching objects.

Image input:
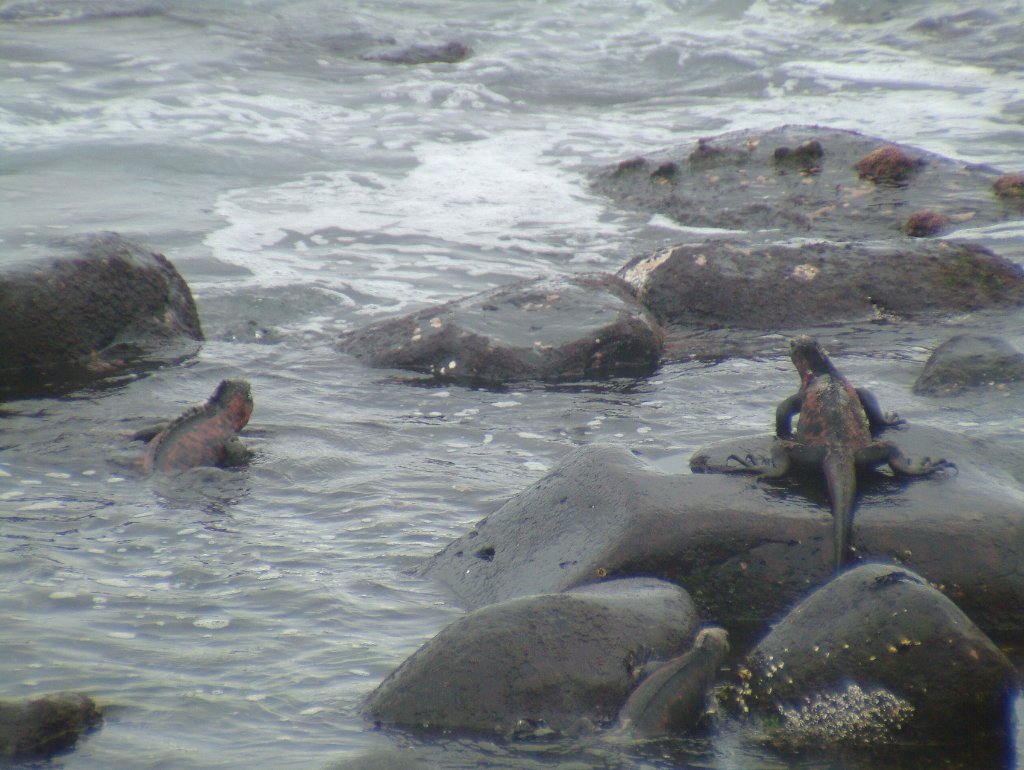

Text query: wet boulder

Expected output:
[913,334,1024,396]
[422,438,1024,638]
[617,239,1024,330]
[0,692,102,760]
[421,444,838,633]
[0,232,203,397]
[592,125,1019,240]
[366,578,700,736]
[744,564,1016,747]
[338,274,663,385]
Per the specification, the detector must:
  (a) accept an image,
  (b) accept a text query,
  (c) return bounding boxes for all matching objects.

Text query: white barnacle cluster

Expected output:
[776,682,914,746]
[619,246,674,293]
[789,263,820,282]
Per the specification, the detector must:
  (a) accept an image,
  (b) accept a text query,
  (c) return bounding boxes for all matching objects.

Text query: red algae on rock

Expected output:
[993,174,1024,198]
[855,145,924,183]
[905,210,950,237]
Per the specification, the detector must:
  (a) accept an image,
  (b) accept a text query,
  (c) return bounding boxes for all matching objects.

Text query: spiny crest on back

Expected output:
[142,379,254,474]
[161,379,252,433]
[208,379,253,410]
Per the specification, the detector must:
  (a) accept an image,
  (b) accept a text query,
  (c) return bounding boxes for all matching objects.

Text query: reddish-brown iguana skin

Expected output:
[141,380,253,475]
[732,337,954,570]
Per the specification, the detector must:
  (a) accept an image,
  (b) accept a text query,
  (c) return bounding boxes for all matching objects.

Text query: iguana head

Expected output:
[208,379,254,431]
[789,336,836,382]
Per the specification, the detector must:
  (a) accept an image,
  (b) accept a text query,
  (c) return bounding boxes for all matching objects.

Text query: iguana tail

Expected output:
[823,450,857,571]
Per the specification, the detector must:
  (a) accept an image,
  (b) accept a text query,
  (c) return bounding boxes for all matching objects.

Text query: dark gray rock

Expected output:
[366,578,699,736]
[745,564,1016,746]
[617,240,1024,330]
[422,439,1024,638]
[0,232,203,396]
[913,334,1024,395]
[592,125,1019,241]
[338,274,663,385]
[0,692,102,760]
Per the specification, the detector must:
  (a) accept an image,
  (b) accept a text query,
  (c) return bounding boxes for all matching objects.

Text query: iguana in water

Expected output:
[140,379,253,474]
[732,337,954,570]
[614,626,729,738]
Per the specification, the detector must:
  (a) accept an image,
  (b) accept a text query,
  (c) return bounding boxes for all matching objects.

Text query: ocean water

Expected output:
[0,1,1022,768]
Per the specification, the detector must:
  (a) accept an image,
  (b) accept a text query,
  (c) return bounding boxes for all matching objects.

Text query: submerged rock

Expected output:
[338,274,663,385]
[913,334,1024,395]
[0,232,203,397]
[0,692,102,760]
[617,239,1024,329]
[366,578,699,736]
[592,125,1019,240]
[324,748,428,770]
[744,564,1016,746]
[422,439,1024,638]
[362,41,472,65]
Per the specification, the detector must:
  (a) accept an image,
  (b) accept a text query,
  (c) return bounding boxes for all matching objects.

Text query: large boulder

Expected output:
[744,564,1016,746]
[617,240,1024,330]
[913,334,1024,396]
[0,693,102,760]
[421,439,1024,638]
[592,125,1021,241]
[338,274,663,385]
[366,578,699,736]
[0,232,203,396]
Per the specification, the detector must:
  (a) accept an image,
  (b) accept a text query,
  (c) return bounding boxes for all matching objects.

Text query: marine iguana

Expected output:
[732,337,954,570]
[140,379,253,474]
[615,626,729,738]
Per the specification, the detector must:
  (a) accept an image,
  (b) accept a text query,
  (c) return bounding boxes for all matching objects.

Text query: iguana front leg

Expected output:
[775,393,802,438]
[856,388,905,433]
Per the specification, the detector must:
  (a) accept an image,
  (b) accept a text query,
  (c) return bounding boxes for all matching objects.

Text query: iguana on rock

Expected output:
[732,337,954,570]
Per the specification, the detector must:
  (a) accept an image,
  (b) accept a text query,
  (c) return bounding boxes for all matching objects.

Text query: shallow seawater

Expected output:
[1,0,1023,768]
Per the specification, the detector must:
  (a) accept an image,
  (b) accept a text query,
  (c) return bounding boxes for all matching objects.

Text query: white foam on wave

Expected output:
[204,130,628,300]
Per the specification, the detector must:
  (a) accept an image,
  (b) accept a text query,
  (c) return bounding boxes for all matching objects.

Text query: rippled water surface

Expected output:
[1,0,1023,767]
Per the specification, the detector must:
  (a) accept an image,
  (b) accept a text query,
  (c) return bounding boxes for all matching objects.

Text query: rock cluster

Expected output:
[365,127,1024,756]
